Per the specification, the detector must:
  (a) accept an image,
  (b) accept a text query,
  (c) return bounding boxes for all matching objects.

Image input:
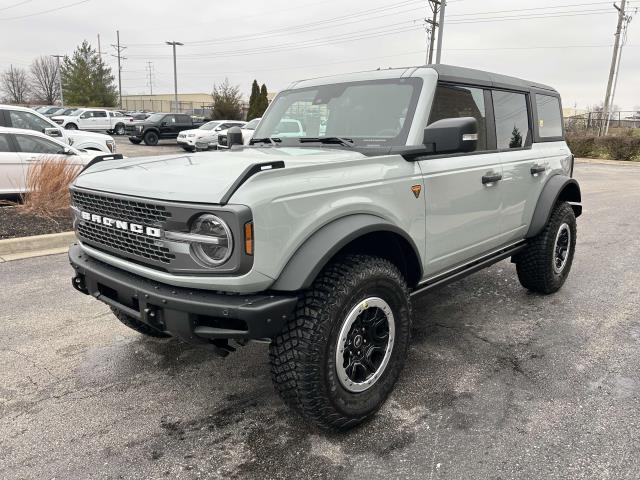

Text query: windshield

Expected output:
[244,118,260,130]
[146,113,167,122]
[199,121,221,130]
[252,78,422,147]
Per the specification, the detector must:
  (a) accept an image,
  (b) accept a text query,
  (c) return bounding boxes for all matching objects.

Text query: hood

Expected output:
[66,130,112,140]
[179,128,209,136]
[74,147,368,204]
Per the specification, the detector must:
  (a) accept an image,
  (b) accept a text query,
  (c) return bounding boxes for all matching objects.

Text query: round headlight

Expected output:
[190,214,233,266]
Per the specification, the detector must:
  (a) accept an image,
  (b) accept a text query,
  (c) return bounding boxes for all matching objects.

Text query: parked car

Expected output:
[41,107,66,117]
[217,118,261,148]
[0,105,116,153]
[68,65,581,431]
[51,108,133,135]
[178,120,246,151]
[0,127,113,196]
[127,112,206,146]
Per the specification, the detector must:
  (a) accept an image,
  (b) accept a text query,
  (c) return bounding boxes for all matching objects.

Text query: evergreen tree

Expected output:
[247,79,260,120]
[255,83,269,117]
[509,125,523,148]
[61,41,118,107]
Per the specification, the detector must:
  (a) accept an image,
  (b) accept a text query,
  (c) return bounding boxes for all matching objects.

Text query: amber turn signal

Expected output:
[244,222,254,255]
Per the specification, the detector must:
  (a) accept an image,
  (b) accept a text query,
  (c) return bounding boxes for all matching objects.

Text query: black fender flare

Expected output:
[270,214,422,291]
[526,175,582,238]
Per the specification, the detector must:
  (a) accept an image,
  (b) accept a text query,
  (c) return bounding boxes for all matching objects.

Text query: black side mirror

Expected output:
[227,126,243,148]
[161,121,167,126]
[44,127,62,137]
[423,117,478,154]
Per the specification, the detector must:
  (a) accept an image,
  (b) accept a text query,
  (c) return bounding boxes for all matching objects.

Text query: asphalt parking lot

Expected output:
[1,161,639,479]
[114,135,185,158]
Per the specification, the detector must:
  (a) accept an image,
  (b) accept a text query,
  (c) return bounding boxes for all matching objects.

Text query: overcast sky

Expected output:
[0,0,638,110]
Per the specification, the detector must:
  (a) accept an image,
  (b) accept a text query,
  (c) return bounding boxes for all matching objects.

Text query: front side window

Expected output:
[535,94,563,138]
[252,78,422,147]
[80,111,92,119]
[493,91,530,149]
[9,110,53,132]
[428,84,487,151]
[15,135,63,154]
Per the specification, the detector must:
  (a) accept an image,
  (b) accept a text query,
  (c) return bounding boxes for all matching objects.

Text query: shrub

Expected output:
[18,156,81,219]
[566,134,640,161]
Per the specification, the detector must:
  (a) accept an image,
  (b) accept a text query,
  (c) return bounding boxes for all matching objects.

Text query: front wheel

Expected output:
[143,131,159,146]
[114,123,125,135]
[514,201,577,294]
[269,254,411,431]
[65,123,78,130]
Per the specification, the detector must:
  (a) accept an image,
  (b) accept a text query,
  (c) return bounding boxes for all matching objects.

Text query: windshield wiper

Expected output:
[298,137,354,148]
[250,137,282,145]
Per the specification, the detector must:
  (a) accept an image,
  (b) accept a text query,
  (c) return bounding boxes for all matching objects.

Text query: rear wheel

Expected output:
[515,201,576,294]
[110,307,171,338]
[65,123,78,130]
[269,254,411,431]
[144,131,159,146]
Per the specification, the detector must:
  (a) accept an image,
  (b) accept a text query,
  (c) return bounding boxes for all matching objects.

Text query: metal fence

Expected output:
[564,111,640,134]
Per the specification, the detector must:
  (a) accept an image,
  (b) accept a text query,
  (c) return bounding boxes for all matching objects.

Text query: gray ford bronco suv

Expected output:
[69,65,581,431]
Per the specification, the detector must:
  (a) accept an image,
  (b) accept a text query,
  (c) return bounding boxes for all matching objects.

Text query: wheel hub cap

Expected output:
[335,297,395,393]
[553,223,571,274]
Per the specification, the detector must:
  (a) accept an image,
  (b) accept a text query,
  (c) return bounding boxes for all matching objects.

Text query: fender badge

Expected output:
[411,185,422,198]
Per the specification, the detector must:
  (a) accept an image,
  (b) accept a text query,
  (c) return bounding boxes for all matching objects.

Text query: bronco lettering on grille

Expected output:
[80,211,162,238]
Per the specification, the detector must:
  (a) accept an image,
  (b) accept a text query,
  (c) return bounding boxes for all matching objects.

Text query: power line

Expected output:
[0,0,90,20]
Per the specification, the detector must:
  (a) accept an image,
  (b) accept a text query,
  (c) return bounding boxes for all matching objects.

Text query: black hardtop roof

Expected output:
[429,64,557,94]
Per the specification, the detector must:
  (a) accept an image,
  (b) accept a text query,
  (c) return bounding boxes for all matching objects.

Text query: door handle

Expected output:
[530,164,546,175]
[482,172,502,185]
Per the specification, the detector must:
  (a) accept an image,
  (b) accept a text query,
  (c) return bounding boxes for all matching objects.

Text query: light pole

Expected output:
[52,55,64,107]
[166,41,183,112]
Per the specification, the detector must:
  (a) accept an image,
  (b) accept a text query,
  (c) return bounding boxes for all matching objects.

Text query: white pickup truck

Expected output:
[0,105,117,153]
[52,108,133,135]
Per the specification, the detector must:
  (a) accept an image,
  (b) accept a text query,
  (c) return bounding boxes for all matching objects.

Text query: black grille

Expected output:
[77,222,175,264]
[71,190,172,225]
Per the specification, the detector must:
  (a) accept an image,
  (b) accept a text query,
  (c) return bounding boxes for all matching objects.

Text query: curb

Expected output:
[576,157,640,166]
[0,231,75,263]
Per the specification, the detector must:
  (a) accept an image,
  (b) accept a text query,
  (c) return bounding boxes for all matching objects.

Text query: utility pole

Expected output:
[146,61,154,96]
[435,0,446,64]
[97,33,102,57]
[425,1,441,63]
[166,41,183,112]
[605,6,635,135]
[600,0,627,135]
[111,30,127,109]
[52,54,64,107]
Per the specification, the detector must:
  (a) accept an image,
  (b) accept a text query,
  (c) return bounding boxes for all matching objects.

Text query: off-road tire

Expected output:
[515,201,576,294]
[182,146,195,152]
[143,131,159,146]
[129,138,142,145]
[110,307,171,338]
[114,123,125,135]
[65,123,78,130]
[269,254,411,431]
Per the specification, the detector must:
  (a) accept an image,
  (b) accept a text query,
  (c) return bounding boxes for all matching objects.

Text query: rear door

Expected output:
[0,133,25,194]
[418,83,506,276]
[495,90,565,241]
[91,110,109,130]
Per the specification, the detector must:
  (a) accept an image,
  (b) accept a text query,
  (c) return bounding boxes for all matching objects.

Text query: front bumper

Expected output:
[177,137,196,146]
[69,243,298,343]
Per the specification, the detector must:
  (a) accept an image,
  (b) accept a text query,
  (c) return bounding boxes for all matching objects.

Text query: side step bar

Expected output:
[410,241,526,297]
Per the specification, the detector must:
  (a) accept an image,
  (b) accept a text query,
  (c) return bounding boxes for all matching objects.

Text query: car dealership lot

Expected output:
[114,135,185,157]
[1,162,639,479]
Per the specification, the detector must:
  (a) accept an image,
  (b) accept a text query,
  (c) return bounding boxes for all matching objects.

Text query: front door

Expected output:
[418,83,506,277]
[159,115,175,138]
[0,133,25,195]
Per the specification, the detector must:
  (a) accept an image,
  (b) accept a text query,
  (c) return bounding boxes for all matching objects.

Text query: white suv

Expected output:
[0,105,116,153]
[52,108,132,135]
[177,120,246,151]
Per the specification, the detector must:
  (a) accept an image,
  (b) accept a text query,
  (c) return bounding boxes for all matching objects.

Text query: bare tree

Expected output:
[1,65,30,104]
[30,56,60,104]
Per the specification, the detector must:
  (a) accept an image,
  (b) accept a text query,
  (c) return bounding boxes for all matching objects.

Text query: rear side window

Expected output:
[535,94,563,138]
[429,84,487,151]
[0,134,12,152]
[493,91,530,149]
[92,111,107,118]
